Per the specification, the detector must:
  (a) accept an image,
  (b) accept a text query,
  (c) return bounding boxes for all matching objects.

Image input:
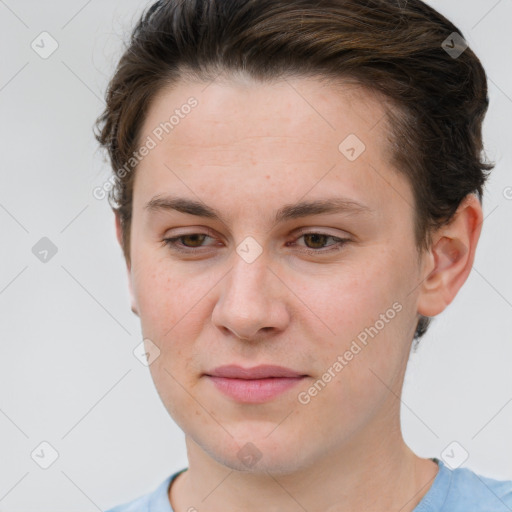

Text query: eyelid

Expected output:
[162,227,351,255]
[292,226,350,238]
[164,226,349,243]
[165,226,217,236]
[287,229,350,254]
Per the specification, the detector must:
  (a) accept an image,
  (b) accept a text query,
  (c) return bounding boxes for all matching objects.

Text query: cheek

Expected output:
[132,253,198,336]
[132,258,210,380]
[309,252,413,385]
[307,258,402,338]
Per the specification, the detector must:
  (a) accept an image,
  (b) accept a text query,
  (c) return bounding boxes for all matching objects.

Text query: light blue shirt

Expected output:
[105,458,512,511]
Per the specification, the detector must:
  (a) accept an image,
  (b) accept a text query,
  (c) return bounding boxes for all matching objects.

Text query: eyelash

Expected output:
[161,230,350,256]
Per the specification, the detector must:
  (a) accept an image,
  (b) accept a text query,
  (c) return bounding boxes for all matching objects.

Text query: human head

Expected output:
[94,0,492,343]
[93,1,492,485]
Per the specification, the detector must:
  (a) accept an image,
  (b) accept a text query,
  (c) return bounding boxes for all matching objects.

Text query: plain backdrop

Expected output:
[0,0,511,510]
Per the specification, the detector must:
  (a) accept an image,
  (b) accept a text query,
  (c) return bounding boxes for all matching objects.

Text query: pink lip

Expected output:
[204,365,308,403]
[206,376,306,403]
[206,364,305,379]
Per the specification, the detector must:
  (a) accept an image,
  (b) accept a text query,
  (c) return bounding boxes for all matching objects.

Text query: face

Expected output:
[125,75,428,475]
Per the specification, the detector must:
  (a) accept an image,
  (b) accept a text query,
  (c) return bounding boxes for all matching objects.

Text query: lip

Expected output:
[204,365,308,403]
[206,364,306,379]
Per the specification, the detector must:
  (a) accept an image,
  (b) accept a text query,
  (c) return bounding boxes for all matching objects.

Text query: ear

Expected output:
[115,211,139,317]
[417,194,483,318]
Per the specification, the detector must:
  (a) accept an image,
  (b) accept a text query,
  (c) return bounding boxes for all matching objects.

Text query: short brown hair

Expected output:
[94,0,493,341]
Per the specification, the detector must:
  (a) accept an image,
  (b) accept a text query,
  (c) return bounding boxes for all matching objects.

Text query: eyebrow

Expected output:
[144,195,375,226]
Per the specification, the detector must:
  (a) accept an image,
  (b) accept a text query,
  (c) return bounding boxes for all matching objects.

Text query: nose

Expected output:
[211,253,290,341]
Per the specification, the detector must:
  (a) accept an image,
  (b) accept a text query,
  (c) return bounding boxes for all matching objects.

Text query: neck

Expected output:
[169,414,439,512]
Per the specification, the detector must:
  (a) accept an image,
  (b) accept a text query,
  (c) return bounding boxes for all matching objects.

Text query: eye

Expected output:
[162,230,349,255]
[288,231,350,255]
[162,233,216,253]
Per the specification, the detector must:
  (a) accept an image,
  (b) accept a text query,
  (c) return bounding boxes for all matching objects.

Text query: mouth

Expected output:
[205,364,307,379]
[204,364,308,403]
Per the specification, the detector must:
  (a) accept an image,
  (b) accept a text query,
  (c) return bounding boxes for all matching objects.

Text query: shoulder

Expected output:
[442,463,512,511]
[105,470,184,512]
[105,491,152,512]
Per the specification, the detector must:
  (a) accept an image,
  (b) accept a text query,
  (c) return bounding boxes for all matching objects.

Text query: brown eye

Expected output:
[290,232,350,255]
[179,234,207,247]
[303,233,331,249]
[162,233,215,253]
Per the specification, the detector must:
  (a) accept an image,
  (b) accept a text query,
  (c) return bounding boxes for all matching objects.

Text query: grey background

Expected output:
[0,0,511,510]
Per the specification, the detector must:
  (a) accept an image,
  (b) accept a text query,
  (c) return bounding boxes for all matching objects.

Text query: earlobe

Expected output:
[128,275,139,317]
[114,211,139,317]
[114,211,124,252]
[125,262,139,317]
[416,194,483,318]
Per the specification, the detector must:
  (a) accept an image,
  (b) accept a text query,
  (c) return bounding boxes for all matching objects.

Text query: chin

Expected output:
[205,436,311,477]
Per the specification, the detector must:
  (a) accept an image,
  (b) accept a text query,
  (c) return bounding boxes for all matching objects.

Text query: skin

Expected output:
[115,74,483,511]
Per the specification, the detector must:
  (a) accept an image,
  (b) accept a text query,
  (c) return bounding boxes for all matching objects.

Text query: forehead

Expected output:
[133,75,413,227]
[141,74,391,149]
